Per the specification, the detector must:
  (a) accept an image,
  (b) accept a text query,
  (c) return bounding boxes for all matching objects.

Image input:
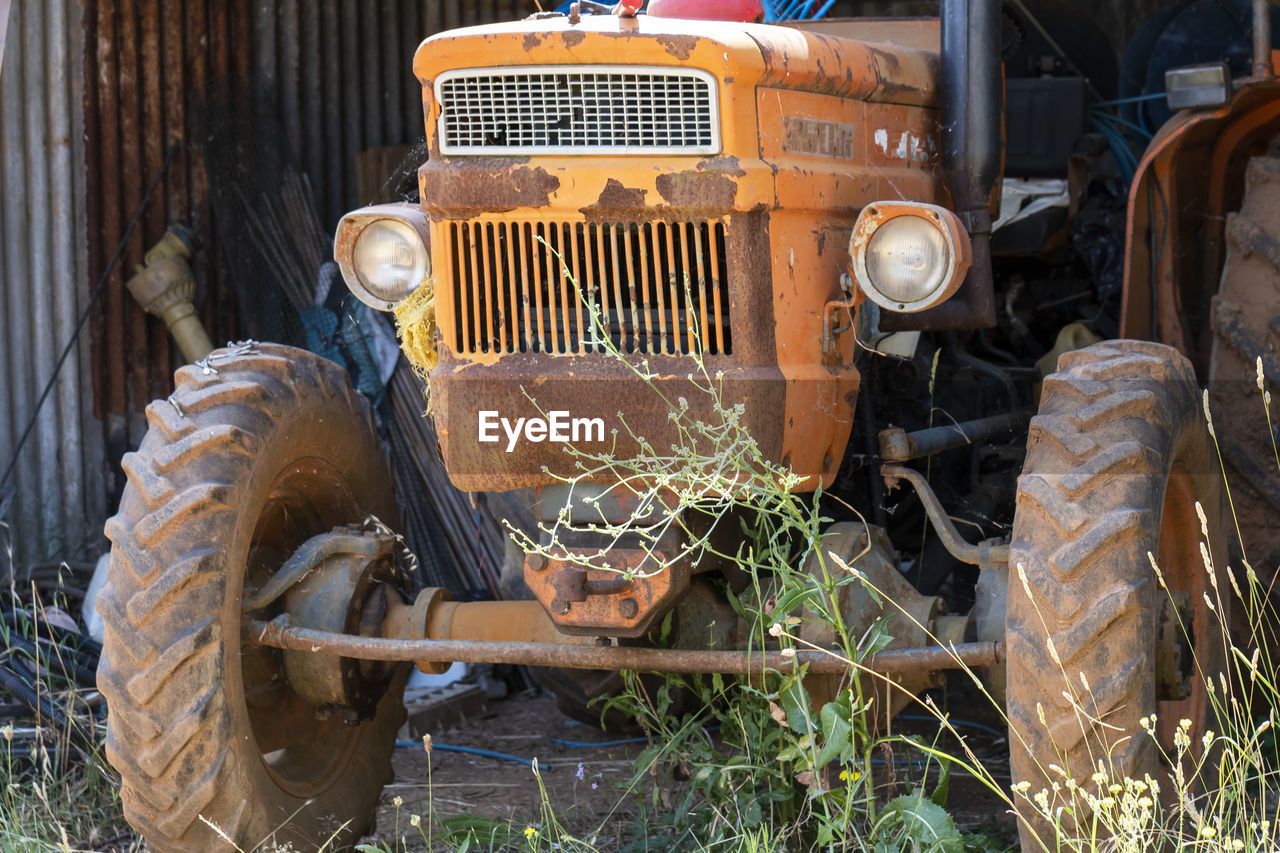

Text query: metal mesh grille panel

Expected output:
[437,66,718,155]
[449,219,731,356]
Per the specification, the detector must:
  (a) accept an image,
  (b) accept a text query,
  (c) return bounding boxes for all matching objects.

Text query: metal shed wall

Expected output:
[0,0,100,566]
[82,0,529,518]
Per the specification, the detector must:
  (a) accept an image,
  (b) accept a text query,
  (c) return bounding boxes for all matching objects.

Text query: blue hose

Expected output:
[395,741,545,770]
[1094,92,1167,107]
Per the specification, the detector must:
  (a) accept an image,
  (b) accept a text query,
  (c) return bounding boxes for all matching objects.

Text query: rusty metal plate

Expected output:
[523,547,688,638]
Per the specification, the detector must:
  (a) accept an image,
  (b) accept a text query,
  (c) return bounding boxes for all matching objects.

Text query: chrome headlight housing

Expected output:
[334,203,431,311]
[849,202,971,313]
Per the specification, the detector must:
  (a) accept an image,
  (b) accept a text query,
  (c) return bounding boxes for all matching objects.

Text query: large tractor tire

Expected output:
[98,344,406,851]
[1211,150,1280,571]
[1007,340,1227,848]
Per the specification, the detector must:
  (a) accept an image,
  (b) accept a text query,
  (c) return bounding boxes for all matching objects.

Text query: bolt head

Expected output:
[618,597,639,619]
[551,597,571,615]
[527,553,546,571]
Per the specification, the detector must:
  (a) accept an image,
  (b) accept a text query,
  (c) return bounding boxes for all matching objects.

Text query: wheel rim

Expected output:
[237,458,367,797]
[1154,462,1214,756]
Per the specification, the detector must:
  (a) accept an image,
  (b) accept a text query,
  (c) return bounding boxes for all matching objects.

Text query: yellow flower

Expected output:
[838,769,861,783]
[524,826,538,839]
[1200,825,1216,839]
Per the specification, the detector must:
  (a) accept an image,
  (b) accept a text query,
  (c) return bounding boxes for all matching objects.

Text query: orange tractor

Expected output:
[97,0,1277,849]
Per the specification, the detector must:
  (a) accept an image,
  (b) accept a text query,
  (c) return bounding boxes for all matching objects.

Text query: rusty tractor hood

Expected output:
[412,15,939,116]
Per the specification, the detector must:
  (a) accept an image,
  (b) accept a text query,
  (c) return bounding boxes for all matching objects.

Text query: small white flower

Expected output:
[1046,637,1062,666]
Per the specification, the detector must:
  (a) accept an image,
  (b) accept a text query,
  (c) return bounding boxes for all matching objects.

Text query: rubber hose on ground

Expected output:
[0,664,93,750]
[5,632,99,688]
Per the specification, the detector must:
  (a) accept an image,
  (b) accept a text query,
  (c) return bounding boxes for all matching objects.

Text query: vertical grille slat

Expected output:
[692,223,712,352]
[448,219,730,357]
[437,65,720,156]
[637,225,656,355]
[663,222,680,355]
[708,221,728,354]
[619,225,640,354]
[679,224,697,354]
[466,222,484,352]
[607,225,630,354]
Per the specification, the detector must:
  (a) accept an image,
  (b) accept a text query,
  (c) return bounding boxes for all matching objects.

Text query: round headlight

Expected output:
[351,218,429,307]
[864,216,949,305]
[849,202,971,313]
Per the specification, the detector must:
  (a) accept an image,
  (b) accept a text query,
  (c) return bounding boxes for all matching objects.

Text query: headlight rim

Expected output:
[334,203,432,313]
[849,201,971,314]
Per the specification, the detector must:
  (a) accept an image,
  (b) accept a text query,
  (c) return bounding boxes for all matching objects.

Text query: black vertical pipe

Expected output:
[940,0,1002,233]
[884,0,1002,331]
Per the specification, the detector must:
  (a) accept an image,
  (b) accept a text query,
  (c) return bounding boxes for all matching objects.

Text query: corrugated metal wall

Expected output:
[0,0,101,566]
[82,0,529,516]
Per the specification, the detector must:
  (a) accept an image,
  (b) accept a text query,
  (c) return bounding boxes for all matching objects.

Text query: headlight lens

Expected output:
[864,215,949,305]
[849,202,971,314]
[352,218,428,306]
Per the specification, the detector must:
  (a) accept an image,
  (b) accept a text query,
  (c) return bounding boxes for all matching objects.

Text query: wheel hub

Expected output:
[278,527,404,721]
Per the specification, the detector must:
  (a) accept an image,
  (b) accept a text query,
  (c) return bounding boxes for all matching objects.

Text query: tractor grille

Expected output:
[436,66,719,155]
[447,219,731,357]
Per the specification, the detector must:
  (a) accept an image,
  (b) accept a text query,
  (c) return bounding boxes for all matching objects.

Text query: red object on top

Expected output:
[646,0,765,22]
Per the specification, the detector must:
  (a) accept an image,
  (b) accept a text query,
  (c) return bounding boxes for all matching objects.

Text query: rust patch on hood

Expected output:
[563,30,586,48]
[866,45,923,102]
[655,34,697,60]
[655,156,744,210]
[523,32,545,51]
[422,160,560,218]
[580,178,648,218]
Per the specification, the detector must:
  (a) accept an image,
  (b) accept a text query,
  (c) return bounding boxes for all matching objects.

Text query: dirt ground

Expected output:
[371,680,1019,850]
[379,691,649,848]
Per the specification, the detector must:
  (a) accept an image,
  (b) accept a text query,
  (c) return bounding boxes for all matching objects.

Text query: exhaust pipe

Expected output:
[884,0,1002,331]
[941,0,1002,232]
